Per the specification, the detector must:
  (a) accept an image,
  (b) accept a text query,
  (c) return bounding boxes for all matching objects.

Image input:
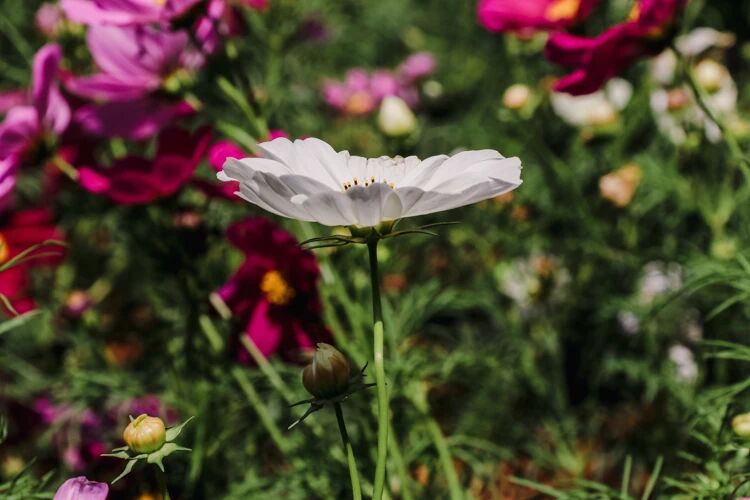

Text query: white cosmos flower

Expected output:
[218,137,522,227]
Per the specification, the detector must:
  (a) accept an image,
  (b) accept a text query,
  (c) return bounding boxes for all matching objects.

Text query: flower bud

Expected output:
[377,96,417,137]
[732,413,750,438]
[694,59,727,93]
[502,84,531,110]
[302,343,350,399]
[123,414,166,453]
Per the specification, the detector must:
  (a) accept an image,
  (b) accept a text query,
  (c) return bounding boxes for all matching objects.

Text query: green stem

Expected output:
[156,468,171,500]
[239,336,295,402]
[680,51,750,183]
[368,239,389,500]
[335,403,362,500]
[230,366,289,454]
[425,419,463,500]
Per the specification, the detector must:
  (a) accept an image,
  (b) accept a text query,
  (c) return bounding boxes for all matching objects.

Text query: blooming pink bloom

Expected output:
[0,44,70,168]
[217,217,331,362]
[60,0,202,26]
[0,208,65,316]
[0,90,26,115]
[78,126,211,204]
[397,52,436,84]
[54,476,108,500]
[67,26,194,102]
[545,0,686,95]
[195,0,245,55]
[66,26,198,138]
[478,0,596,33]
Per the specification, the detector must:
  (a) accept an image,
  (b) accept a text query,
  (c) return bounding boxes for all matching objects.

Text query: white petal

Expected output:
[222,157,291,180]
[398,177,518,218]
[421,150,504,190]
[344,183,403,227]
[292,190,359,226]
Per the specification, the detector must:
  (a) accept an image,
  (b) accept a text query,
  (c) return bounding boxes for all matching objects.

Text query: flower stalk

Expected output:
[335,402,362,500]
[367,238,388,500]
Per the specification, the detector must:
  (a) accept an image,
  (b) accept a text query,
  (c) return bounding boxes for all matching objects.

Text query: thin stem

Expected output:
[425,419,463,500]
[368,239,388,500]
[335,403,362,500]
[679,51,750,183]
[156,468,171,500]
[239,336,295,403]
[230,366,289,454]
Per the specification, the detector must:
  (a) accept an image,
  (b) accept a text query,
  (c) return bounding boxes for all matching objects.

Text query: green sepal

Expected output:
[165,416,195,442]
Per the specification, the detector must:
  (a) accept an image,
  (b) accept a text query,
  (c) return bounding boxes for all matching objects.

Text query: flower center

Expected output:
[260,270,295,305]
[546,0,581,21]
[0,233,9,265]
[153,0,168,6]
[341,156,409,192]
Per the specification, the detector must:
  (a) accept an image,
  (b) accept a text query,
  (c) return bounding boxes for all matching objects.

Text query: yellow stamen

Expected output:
[260,270,295,306]
[546,0,582,21]
[0,233,9,265]
[153,0,167,6]
[627,3,641,21]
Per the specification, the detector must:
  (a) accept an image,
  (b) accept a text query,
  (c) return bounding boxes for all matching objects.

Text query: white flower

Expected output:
[218,137,522,227]
[377,96,417,137]
[550,78,632,127]
[669,344,698,384]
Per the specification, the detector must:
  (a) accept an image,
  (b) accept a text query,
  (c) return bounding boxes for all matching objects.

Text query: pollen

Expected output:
[546,0,581,21]
[0,233,9,265]
[260,270,295,305]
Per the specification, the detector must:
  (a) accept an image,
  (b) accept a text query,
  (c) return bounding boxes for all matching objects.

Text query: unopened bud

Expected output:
[733,413,750,438]
[694,59,726,93]
[377,96,417,137]
[302,343,350,399]
[502,84,531,110]
[123,414,166,453]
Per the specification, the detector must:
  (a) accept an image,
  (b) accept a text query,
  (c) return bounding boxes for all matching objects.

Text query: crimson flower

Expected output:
[216,217,331,363]
[77,126,211,205]
[0,208,65,316]
[545,0,686,95]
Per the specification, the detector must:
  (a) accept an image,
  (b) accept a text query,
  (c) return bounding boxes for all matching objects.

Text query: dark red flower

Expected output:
[216,217,331,363]
[77,126,211,205]
[0,208,65,316]
[545,0,686,95]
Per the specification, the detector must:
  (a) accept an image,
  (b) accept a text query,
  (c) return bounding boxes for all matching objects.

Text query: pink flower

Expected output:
[60,0,202,26]
[397,52,436,84]
[67,26,195,102]
[478,0,596,33]
[66,26,199,138]
[78,126,211,204]
[0,208,65,317]
[217,217,331,362]
[54,476,108,500]
[196,0,244,55]
[0,44,70,168]
[545,0,686,95]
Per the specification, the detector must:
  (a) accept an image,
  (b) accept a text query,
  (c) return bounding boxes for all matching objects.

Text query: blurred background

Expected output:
[2,0,750,498]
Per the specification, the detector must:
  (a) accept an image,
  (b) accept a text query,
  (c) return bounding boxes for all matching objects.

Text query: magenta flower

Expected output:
[545,0,686,95]
[217,217,331,362]
[66,26,199,139]
[36,3,64,37]
[54,476,108,500]
[0,44,70,168]
[0,156,17,212]
[478,0,596,33]
[60,0,201,26]
[77,126,211,205]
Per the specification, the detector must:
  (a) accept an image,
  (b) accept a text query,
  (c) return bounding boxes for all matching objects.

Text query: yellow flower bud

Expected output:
[502,84,532,110]
[733,413,750,438]
[123,414,166,453]
[694,59,727,94]
[302,343,350,399]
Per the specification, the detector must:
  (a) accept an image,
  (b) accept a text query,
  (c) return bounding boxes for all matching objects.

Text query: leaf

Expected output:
[147,442,191,472]
[165,416,195,442]
[0,310,43,335]
[111,459,138,484]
